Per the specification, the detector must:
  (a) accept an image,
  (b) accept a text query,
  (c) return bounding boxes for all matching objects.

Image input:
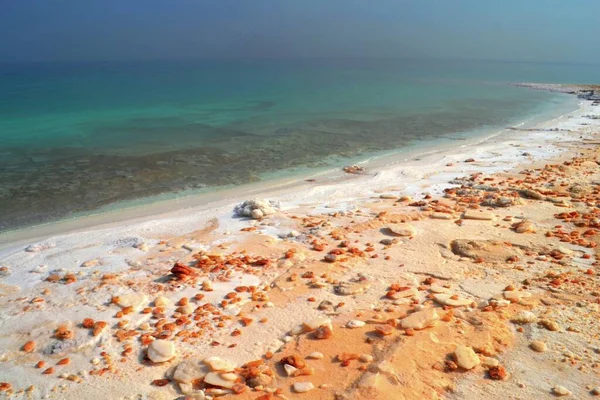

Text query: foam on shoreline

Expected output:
[0,91,582,249]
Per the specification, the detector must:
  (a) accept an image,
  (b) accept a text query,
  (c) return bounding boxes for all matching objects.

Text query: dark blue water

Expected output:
[0,58,596,231]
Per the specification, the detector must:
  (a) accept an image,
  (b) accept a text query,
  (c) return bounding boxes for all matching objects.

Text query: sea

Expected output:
[0,58,597,232]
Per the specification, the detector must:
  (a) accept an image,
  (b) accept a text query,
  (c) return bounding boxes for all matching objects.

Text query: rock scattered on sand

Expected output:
[204,356,236,372]
[552,385,572,396]
[400,308,439,330]
[154,296,169,307]
[334,281,370,296]
[25,241,56,252]
[173,360,207,383]
[307,352,324,359]
[293,382,315,393]
[234,199,278,219]
[204,372,236,389]
[346,320,366,329]
[387,224,415,237]
[530,341,547,352]
[462,210,495,221]
[116,293,147,311]
[147,340,175,363]
[511,311,537,324]
[433,294,472,307]
[539,319,561,332]
[512,220,534,233]
[518,188,544,200]
[343,165,365,174]
[454,345,480,370]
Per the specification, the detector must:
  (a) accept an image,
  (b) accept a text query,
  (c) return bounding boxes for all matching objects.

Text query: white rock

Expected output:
[552,385,571,396]
[400,308,439,330]
[284,364,298,376]
[178,383,207,399]
[430,285,449,293]
[388,224,415,237]
[454,345,480,370]
[346,320,366,329]
[204,372,235,389]
[511,311,537,324]
[147,340,175,363]
[251,209,264,219]
[117,293,147,311]
[303,316,332,332]
[462,210,495,221]
[234,199,278,219]
[203,356,236,372]
[293,382,315,393]
[431,212,453,220]
[173,360,208,383]
[433,294,473,307]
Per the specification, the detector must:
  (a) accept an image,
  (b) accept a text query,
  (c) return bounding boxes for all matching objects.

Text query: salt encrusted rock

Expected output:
[512,220,534,233]
[147,340,175,363]
[462,210,495,221]
[454,345,480,370]
[346,320,366,329]
[334,281,370,295]
[204,372,236,389]
[293,382,315,393]
[388,224,415,237]
[400,308,439,330]
[116,293,147,311]
[80,259,99,268]
[552,385,571,396]
[234,199,279,219]
[518,189,544,200]
[173,360,208,383]
[481,195,520,208]
[511,311,537,324]
[357,372,381,389]
[433,294,472,307]
[25,241,56,252]
[530,341,547,352]
[204,356,236,372]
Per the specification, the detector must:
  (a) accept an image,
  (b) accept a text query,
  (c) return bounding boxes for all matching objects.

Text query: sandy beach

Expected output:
[1,84,600,399]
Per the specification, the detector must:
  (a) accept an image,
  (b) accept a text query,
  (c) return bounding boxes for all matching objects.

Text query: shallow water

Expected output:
[0,58,596,231]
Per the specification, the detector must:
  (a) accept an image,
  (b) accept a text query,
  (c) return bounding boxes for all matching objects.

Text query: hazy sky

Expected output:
[1,0,598,64]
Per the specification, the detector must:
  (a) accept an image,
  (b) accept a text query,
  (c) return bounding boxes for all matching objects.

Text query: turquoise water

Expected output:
[0,58,597,231]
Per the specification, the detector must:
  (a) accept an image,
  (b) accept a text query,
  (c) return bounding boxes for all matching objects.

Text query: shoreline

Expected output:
[1,83,600,399]
[0,87,581,248]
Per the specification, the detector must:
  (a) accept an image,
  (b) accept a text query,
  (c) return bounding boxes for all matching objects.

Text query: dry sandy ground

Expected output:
[1,85,600,400]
